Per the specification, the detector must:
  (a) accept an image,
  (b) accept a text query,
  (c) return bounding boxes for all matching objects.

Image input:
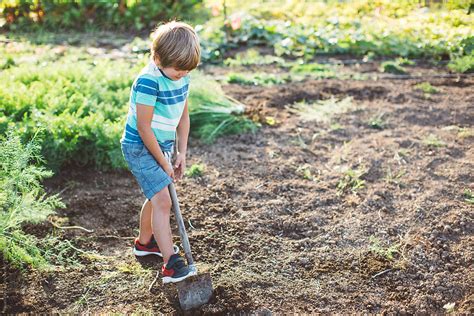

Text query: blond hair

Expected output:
[150,21,201,71]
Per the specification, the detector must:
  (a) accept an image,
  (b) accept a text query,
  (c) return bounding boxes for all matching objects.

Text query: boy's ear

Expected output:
[153,56,161,67]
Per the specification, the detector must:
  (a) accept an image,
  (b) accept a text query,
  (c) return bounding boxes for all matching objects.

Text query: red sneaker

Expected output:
[133,234,179,257]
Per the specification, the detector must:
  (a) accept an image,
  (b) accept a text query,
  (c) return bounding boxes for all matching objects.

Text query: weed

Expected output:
[385,167,406,187]
[289,62,337,79]
[448,53,474,73]
[422,134,446,148]
[369,236,399,261]
[1,56,15,69]
[380,60,407,75]
[296,164,317,181]
[395,57,415,66]
[117,261,150,278]
[227,72,291,86]
[367,113,386,130]
[414,82,439,94]
[336,167,366,195]
[457,127,474,139]
[463,189,474,204]
[185,163,205,178]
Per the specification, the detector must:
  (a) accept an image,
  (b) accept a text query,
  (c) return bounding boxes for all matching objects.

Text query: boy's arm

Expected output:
[136,103,174,179]
[174,98,190,180]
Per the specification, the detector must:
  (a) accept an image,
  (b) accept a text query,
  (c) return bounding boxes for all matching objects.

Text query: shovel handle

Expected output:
[168,181,194,266]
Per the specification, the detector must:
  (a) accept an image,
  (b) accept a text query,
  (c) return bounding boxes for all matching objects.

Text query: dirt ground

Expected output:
[3,59,473,313]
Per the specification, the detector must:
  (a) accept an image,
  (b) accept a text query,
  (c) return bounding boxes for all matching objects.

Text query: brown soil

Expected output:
[2,63,473,314]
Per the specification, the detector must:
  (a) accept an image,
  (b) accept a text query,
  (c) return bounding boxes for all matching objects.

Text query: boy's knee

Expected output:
[151,189,172,211]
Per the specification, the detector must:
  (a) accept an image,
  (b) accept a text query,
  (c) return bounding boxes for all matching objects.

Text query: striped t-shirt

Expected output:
[120,59,190,152]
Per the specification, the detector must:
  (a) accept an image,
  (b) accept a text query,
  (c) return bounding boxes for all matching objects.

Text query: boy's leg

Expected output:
[150,187,175,264]
[138,199,153,245]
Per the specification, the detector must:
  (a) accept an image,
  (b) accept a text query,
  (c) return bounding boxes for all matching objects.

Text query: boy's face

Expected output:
[161,66,190,81]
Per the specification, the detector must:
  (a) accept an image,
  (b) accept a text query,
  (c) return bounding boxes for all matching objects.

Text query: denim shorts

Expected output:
[121,142,173,200]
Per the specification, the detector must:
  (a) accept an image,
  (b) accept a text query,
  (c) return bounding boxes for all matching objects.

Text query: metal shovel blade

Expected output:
[176,272,213,310]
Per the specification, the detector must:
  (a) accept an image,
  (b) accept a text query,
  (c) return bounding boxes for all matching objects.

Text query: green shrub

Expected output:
[380,60,407,74]
[1,0,205,32]
[414,82,439,94]
[185,163,205,178]
[448,53,474,73]
[0,131,79,271]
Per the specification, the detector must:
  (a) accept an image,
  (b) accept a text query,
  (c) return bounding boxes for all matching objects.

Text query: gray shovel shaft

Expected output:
[168,182,194,266]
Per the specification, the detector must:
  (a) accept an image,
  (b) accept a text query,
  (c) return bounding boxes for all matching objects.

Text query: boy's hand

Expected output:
[163,164,175,182]
[173,153,186,181]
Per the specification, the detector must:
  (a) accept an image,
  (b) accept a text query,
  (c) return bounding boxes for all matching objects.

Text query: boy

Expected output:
[120,21,200,284]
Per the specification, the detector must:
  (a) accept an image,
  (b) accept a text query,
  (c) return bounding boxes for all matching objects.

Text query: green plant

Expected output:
[200,1,474,63]
[380,60,407,74]
[185,163,205,178]
[463,189,474,204]
[1,0,205,32]
[395,57,415,66]
[289,62,336,79]
[336,167,366,195]
[414,82,439,94]
[367,113,386,130]
[296,164,316,181]
[0,131,85,271]
[369,236,399,261]
[422,134,446,148]
[385,167,406,187]
[1,56,15,69]
[227,72,291,86]
[448,53,474,73]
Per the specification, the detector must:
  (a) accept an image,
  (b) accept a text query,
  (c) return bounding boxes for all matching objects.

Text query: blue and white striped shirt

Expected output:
[120,59,190,152]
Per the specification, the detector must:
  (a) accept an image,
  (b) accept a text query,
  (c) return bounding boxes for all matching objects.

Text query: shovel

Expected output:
[148,181,213,310]
[168,181,213,310]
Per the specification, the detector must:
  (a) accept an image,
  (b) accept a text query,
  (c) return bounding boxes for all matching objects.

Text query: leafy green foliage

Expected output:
[0,132,84,271]
[422,134,446,148]
[185,163,205,178]
[198,1,473,62]
[448,53,474,73]
[463,189,474,204]
[414,82,439,94]
[380,60,407,74]
[0,45,136,170]
[1,0,205,32]
[367,114,386,130]
[369,236,399,261]
[227,72,291,86]
[336,167,366,195]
